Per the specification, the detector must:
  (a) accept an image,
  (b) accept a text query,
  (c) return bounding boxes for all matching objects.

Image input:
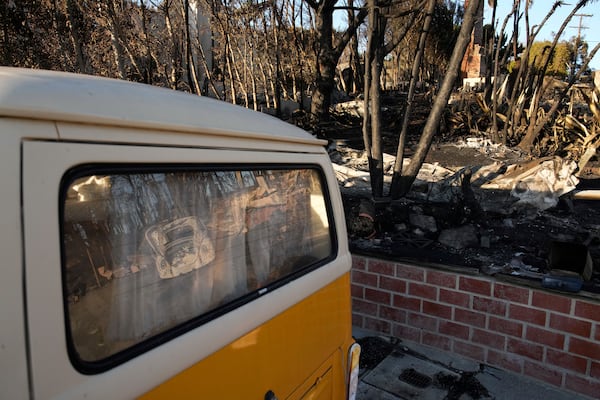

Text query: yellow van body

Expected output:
[0,68,359,399]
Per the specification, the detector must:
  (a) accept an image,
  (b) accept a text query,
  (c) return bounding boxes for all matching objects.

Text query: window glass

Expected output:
[62,167,332,365]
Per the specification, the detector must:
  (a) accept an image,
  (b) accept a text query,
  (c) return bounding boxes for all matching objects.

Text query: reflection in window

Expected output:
[62,167,332,364]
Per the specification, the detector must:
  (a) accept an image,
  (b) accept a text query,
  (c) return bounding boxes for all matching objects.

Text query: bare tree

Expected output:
[65,0,93,74]
[518,0,596,152]
[183,0,202,93]
[498,1,560,144]
[394,0,483,197]
[389,0,435,199]
[362,0,422,198]
[362,0,384,196]
[305,0,367,122]
[157,0,184,89]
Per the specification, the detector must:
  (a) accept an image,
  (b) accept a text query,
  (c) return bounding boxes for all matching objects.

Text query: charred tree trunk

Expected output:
[395,0,482,197]
[310,3,336,122]
[390,0,435,199]
[363,0,421,198]
[483,0,496,105]
[307,0,366,123]
[362,0,375,184]
[365,0,386,198]
[348,0,362,93]
[490,5,514,141]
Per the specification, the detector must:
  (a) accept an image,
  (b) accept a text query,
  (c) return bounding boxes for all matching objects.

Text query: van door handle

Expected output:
[265,390,279,400]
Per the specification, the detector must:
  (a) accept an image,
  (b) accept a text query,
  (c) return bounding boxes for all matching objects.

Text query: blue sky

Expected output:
[484,1,599,70]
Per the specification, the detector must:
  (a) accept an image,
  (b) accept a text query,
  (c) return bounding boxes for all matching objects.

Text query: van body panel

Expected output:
[22,138,351,399]
[0,119,59,400]
[287,356,336,400]
[139,274,353,400]
[0,68,325,147]
[56,122,324,154]
[2,67,354,399]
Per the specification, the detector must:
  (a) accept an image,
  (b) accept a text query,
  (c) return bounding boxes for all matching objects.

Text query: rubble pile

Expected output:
[331,141,600,294]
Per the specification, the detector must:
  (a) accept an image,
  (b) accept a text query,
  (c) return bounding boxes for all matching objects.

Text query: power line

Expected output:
[568,14,593,78]
[569,13,592,40]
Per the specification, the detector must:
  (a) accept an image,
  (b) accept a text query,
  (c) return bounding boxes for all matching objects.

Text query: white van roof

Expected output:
[0,67,324,146]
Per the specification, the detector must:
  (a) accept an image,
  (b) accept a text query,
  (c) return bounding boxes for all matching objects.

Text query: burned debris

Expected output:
[326,74,600,294]
[335,140,600,293]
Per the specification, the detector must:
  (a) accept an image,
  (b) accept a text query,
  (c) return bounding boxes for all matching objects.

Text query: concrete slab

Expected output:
[476,365,586,400]
[354,328,590,400]
[361,350,462,400]
[357,381,402,400]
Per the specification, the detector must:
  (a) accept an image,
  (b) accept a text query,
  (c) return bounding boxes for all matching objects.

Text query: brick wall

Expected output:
[351,255,600,398]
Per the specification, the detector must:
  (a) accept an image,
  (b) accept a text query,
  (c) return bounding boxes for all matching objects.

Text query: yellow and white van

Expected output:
[0,67,360,399]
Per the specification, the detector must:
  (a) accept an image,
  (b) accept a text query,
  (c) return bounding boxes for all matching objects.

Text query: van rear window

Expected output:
[61,166,334,370]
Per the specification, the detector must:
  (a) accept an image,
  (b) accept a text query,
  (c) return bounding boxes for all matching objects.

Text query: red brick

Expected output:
[459,276,492,296]
[525,326,565,349]
[423,301,452,319]
[507,338,543,361]
[396,264,425,281]
[439,321,470,340]
[509,304,547,326]
[565,374,600,399]
[596,324,600,341]
[393,324,421,342]
[423,332,451,351]
[426,270,457,288]
[574,300,600,321]
[439,289,470,308]
[352,270,378,287]
[408,282,437,300]
[489,316,523,338]
[494,283,530,304]
[454,308,486,328]
[549,313,591,338]
[472,328,506,350]
[546,349,588,374]
[532,291,571,314]
[473,296,507,316]
[351,284,364,299]
[523,360,563,386]
[364,317,391,334]
[408,312,438,331]
[352,299,378,315]
[570,337,600,360]
[379,305,406,323]
[453,340,485,362]
[393,294,421,312]
[487,350,523,373]
[352,256,367,270]
[591,361,600,379]
[352,313,363,327]
[379,276,407,293]
[364,288,391,305]
[368,260,395,276]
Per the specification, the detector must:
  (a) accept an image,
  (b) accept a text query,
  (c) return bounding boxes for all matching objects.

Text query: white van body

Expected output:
[0,68,353,400]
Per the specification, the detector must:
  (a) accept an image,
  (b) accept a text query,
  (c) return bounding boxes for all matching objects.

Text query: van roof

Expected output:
[0,67,325,146]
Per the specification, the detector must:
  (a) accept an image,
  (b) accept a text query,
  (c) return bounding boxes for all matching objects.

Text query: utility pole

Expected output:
[569,13,592,79]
